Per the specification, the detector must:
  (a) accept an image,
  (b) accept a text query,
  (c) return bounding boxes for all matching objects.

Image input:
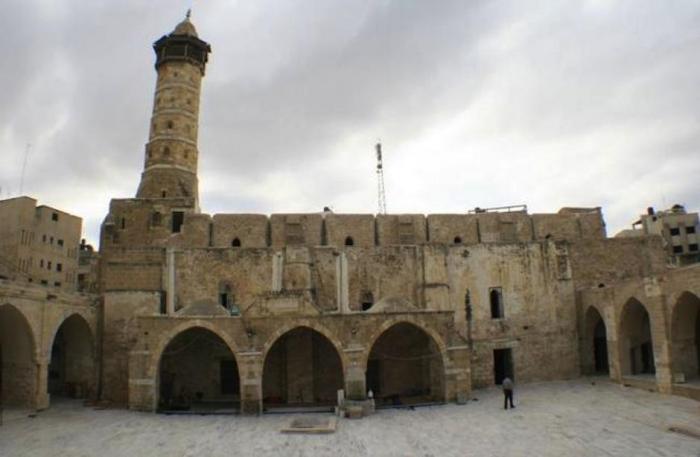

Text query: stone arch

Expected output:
[670,291,700,381]
[582,305,609,375]
[0,303,38,408]
[153,322,241,413]
[150,320,242,379]
[618,297,656,376]
[47,313,96,400]
[364,319,448,405]
[261,324,345,411]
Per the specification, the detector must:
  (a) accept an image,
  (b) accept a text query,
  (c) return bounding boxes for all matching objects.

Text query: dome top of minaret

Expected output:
[172,9,198,37]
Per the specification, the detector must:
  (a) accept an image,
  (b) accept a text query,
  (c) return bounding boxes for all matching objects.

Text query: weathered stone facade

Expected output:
[2,14,699,416]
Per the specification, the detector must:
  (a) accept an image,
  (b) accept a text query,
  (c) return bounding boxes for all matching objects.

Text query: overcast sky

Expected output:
[1,0,699,246]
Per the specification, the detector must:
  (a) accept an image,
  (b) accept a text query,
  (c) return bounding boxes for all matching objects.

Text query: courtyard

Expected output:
[0,379,697,457]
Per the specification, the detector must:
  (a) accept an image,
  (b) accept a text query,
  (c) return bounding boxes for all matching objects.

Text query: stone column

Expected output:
[650,295,673,393]
[239,351,263,415]
[35,356,50,411]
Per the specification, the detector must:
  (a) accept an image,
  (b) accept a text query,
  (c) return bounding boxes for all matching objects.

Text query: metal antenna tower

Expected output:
[375,142,387,214]
[19,143,31,196]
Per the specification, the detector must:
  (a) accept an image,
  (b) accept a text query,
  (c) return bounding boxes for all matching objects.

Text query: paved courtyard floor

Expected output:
[1,379,698,457]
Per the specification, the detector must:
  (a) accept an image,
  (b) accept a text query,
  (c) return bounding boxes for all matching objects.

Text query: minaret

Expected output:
[136,11,211,209]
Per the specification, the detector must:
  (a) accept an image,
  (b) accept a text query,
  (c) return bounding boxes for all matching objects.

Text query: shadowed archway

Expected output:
[619,298,655,376]
[670,292,700,381]
[48,314,95,400]
[157,327,240,413]
[583,307,609,375]
[366,322,445,406]
[0,304,37,408]
[262,327,344,412]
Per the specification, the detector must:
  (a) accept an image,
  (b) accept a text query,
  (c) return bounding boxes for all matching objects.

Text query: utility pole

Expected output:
[376,142,387,215]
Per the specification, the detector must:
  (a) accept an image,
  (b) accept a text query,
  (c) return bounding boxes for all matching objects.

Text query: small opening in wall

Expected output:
[361,291,374,311]
[345,236,354,246]
[490,288,504,319]
[231,238,241,247]
[172,211,184,233]
[121,217,126,229]
[167,121,174,129]
[670,227,680,236]
[163,147,170,157]
[51,212,59,221]
[454,236,463,244]
[161,190,167,198]
[151,212,162,227]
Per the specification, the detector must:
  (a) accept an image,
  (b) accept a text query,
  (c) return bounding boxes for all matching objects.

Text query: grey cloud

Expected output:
[0,0,698,245]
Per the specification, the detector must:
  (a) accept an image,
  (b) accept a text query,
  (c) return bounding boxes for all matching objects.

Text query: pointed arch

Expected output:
[670,291,700,381]
[47,313,95,399]
[582,306,609,375]
[364,320,447,405]
[0,303,38,407]
[153,322,241,413]
[261,324,345,410]
[619,297,655,376]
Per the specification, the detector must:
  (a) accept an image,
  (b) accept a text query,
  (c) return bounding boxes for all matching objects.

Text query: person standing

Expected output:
[502,376,515,410]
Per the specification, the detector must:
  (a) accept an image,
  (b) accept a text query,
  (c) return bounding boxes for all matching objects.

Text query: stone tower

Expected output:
[135,12,211,209]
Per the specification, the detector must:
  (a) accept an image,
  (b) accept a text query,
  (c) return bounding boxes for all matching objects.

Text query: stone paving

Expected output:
[1,379,698,457]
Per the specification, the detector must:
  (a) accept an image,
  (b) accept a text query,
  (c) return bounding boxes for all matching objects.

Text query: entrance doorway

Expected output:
[620,298,655,376]
[493,348,513,385]
[593,319,609,374]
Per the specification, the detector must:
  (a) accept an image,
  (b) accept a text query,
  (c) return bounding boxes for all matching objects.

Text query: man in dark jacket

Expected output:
[502,377,515,410]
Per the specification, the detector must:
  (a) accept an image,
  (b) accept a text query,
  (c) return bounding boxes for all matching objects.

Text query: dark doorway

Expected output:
[493,348,513,385]
[593,319,609,373]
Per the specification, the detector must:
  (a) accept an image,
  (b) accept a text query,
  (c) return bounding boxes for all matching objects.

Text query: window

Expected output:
[47,261,52,269]
[50,236,54,244]
[51,212,58,221]
[361,291,374,311]
[231,238,241,247]
[219,283,233,309]
[163,147,170,157]
[167,121,174,129]
[56,263,62,272]
[687,226,697,234]
[40,280,48,286]
[40,259,44,268]
[454,236,463,245]
[151,212,162,227]
[345,236,354,246]
[161,190,167,198]
[57,239,64,247]
[673,245,683,254]
[121,217,126,229]
[465,289,472,321]
[159,291,167,314]
[490,287,504,319]
[670,227,680,236]
[171,211,184,233]
[689,244,698,252]
[54,281,61,287]
[42,234,46,243]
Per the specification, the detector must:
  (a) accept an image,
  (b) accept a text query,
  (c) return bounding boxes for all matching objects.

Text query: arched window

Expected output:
[454,236,463,244]
[490,288,504,319]
[361,291,374,311]
[231,238,241,247]
[219,283,232,309]
[345,236,354,246]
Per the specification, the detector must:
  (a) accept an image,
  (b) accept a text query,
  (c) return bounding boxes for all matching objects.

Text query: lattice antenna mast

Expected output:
[376,142,387,215]
[19,143,31,196]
